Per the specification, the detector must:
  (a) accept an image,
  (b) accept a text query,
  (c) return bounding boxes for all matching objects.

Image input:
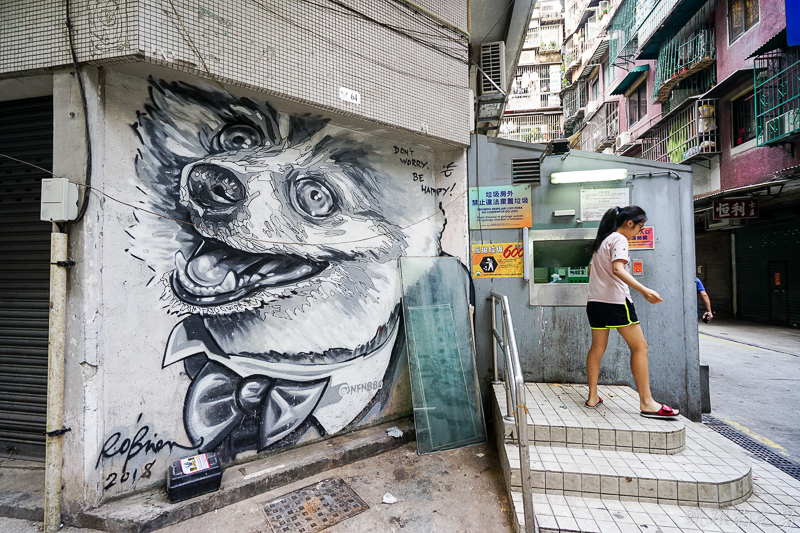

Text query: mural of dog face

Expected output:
[129,79,441,459]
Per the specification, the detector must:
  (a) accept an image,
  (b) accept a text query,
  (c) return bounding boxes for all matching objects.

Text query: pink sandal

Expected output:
[641,404,679,419]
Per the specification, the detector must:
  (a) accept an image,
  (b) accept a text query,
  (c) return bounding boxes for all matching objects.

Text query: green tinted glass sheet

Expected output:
[399,257,486,454]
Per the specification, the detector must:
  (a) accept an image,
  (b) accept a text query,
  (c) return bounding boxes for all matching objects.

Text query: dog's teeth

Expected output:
[221,271,236,292]
[175,251,188,271]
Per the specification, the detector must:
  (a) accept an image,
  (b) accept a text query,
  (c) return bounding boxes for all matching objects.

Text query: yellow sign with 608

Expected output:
[472,242,524,278]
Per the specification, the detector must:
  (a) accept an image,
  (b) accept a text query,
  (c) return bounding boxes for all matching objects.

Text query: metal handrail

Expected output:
[489,291,534,533]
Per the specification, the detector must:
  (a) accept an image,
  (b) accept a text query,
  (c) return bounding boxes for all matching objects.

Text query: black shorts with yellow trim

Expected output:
[586,299,639,329]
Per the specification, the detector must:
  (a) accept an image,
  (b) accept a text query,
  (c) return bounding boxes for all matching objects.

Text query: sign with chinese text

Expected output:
[629,226,654,249]
[712,199,759,219]
[580,188,630,222]
[468,185,532,229]
[471,243,524,278]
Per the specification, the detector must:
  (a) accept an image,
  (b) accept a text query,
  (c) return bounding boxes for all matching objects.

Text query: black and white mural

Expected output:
[128,79,443,461]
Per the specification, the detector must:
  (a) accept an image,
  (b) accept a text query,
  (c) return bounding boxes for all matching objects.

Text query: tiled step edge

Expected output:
[511,487,779,533]
[493,383,686,455]
[499,438,752,508]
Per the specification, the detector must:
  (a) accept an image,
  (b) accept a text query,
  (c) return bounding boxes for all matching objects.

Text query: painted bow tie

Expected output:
[164,316,328,454]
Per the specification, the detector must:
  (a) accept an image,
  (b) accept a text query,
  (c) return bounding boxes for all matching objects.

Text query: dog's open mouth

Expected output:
[171,239,329,306]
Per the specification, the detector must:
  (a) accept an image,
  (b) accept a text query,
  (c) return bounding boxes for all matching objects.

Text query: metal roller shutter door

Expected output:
[695,232,732,317]
[735,220,800,327]
[0,96,53,459]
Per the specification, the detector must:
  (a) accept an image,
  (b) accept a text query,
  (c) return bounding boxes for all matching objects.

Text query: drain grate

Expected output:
[263,477,368,533]
[703,414,800,481]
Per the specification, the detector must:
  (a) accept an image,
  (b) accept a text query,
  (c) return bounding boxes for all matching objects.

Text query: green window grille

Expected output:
[754,47,800,146]
[607,0,640,70]
[662,65,717,114]
[641,98,719,164]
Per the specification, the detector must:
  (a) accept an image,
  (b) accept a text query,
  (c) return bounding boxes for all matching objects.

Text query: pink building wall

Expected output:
[716,0,787,81]
[715,0,798,189]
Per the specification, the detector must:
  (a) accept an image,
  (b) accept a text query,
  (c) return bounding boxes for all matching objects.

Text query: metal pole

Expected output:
[516,378,534,533]
[490,297,500,383]
[501,313,514,421]
[731,232,737,319]
[44,231,68,533]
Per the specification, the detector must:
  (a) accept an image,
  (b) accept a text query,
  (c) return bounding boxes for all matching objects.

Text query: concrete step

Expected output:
[499,434,752,507]
[493,383,685,454]
[493,382,756,532]
[510,462,800,533]
[0,461,45,521]
[73,418,414,533]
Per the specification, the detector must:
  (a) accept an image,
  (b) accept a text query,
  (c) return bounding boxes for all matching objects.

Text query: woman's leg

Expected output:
[616,324,675,413]
[586,328,609,406]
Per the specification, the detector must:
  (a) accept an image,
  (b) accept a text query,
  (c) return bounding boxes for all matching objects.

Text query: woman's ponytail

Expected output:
[591,205,648,253]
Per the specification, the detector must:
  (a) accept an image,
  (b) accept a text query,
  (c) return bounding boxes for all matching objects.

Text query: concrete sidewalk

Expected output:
[699,318,800,357]
[0,438,514,533]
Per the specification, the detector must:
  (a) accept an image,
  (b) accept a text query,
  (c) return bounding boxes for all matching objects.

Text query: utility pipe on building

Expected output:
[44,229,68,533]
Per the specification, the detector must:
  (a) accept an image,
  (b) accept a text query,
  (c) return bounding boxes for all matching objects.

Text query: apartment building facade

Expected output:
[554,0,799,327]
[498,0,566,143]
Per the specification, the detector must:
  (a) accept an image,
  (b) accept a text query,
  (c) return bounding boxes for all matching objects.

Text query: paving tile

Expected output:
[497,383,800,533]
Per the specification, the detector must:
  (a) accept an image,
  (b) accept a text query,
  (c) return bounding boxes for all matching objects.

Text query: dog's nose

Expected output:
[186,163,246,213]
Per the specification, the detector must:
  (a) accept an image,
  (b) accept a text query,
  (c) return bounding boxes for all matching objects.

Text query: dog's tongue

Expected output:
[186,246,260,286]
[172,239,330,305]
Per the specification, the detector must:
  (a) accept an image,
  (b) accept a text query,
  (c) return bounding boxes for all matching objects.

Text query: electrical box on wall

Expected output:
[41,178,79,222]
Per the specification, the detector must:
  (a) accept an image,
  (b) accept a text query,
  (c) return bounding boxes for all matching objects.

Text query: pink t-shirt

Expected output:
[587,232,631,304]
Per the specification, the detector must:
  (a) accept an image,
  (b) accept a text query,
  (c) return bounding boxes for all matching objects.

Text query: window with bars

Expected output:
[603,60,616,87]
[628,81,648,127]
[728,0,759,43]
[732,90,755,146]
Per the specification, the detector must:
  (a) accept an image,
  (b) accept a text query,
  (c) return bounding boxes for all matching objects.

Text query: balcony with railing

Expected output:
[580,101,619,152]
[640,98,719,164]
[562,80,588,131]
[498,114,564,143]
[755,48,800,146]
[524,28,540,49]
[607,0,640,69]
[636,0,713,61]
[652,26,715,103]
[662,66,716,114]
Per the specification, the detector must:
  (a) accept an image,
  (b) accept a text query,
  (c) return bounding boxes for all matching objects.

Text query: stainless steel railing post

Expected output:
[488,291,535,533]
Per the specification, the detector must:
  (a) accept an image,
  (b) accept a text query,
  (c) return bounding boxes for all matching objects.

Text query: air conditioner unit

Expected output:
[480,41,507,95]
[519,51,536,65]
[615,131,631,150]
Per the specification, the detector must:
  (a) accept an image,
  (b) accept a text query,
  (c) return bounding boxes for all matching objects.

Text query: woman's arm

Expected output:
[612,260,663,304]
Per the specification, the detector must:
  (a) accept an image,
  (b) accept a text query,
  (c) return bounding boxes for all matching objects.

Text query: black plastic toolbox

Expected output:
[166,452,222,503]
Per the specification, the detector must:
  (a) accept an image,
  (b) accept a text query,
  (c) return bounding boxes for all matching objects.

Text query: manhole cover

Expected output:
[263,477,368,532]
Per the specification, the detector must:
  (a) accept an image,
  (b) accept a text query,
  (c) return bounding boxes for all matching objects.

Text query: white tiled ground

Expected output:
[494,383,686,454]
[512,457,800,533]
[502,416,752,506]
[492,383,776,532]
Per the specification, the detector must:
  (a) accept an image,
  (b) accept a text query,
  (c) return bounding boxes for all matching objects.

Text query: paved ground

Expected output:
[699,318,800,462]
[0,439,515,533]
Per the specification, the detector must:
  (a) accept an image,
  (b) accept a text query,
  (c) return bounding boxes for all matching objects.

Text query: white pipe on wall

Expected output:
[522,227,530,281]
[44,230,68,533]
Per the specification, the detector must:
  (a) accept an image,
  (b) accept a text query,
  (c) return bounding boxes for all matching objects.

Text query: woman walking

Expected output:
[584,206,679,419]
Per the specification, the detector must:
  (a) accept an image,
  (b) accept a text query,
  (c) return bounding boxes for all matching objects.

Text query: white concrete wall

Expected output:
[1,0,470,147]
[38,67,472,510]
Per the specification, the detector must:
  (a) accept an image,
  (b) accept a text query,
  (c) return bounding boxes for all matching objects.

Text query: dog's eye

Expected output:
[295,178,337,218]
[216,124,262,151]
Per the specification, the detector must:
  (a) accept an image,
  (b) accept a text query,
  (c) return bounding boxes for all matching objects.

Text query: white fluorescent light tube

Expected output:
[550,169,628,184]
